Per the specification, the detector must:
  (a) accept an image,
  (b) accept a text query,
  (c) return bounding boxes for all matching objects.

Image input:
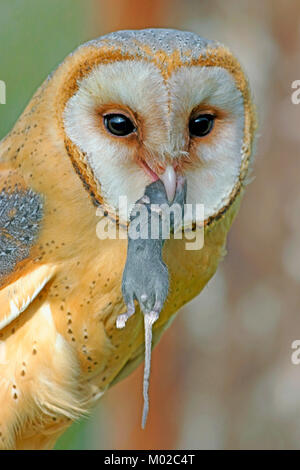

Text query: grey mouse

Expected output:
[116,175,187,428]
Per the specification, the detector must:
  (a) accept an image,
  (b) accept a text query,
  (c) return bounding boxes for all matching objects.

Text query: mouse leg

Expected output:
[116,299,135,329]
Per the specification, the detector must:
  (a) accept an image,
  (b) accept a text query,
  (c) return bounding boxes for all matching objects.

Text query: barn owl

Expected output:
[0,29,256,449]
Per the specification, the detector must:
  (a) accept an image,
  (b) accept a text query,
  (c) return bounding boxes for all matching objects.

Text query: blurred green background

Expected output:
[0,0,94,138]
[1,0,300,450]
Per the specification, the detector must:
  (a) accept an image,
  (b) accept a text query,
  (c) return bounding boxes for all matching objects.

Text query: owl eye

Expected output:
[189,114,215,137]
[104,113,136,136]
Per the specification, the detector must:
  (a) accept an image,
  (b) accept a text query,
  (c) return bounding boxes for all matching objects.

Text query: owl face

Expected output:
[61,29,255,223]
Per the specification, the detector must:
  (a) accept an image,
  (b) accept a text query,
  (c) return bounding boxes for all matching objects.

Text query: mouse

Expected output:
[116,175,187,427]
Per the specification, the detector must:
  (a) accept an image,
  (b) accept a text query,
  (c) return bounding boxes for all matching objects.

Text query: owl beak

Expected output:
[160,165,177,203]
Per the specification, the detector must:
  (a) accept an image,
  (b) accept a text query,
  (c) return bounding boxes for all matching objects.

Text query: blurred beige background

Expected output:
[1,0,300,450]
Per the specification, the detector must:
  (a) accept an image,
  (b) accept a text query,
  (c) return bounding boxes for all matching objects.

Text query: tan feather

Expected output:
[0,264,56,331]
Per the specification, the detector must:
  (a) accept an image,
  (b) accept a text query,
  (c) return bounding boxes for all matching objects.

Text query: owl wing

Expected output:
[0,168,56,330]
[0,264,56,330]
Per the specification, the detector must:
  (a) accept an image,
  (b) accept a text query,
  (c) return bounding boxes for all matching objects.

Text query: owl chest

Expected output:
[47,217,229,393]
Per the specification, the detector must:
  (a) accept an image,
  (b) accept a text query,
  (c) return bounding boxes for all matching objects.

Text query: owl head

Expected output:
[50,28,256,225]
